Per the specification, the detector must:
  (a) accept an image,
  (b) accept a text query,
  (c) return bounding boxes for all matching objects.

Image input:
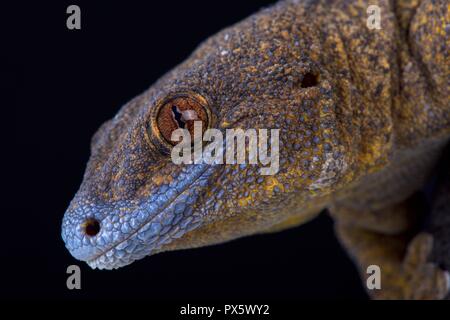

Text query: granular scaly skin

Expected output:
[61,0,450,299]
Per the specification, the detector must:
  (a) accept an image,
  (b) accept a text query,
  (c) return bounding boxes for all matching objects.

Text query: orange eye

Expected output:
[155,94,210,145]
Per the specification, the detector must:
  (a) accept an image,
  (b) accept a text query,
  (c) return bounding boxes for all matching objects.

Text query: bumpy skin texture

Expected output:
[62,0,450,299]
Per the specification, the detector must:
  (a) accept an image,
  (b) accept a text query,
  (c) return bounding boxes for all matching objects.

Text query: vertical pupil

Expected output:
[171,105,185,129]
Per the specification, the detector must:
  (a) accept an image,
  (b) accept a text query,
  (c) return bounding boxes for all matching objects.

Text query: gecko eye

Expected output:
[153,93,210,146]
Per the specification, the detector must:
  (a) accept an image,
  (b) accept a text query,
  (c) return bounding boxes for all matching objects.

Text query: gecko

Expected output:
[61,0,450,299]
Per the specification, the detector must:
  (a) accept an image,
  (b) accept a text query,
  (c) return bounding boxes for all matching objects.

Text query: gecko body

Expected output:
[62,0,450,299]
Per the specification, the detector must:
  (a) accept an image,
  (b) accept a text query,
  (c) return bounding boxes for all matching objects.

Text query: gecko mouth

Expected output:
[79,164,213,270]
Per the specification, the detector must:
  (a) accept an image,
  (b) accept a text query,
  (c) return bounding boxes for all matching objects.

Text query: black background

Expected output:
[5,0,367,300]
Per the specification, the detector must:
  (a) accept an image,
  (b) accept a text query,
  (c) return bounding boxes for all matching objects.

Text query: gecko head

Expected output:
[62,3,351,269]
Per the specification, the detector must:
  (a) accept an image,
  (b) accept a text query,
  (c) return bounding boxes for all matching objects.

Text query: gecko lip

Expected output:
[85,202,199,270]
[62,164,214,270]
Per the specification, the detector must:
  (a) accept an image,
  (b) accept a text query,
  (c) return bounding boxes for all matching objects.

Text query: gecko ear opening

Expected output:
[300,72,319,88]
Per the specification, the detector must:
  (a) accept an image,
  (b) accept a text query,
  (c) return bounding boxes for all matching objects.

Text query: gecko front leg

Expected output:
[331,199,449,299]
[426,146,450,299]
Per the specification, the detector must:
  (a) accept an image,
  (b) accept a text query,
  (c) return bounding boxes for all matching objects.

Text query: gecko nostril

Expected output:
[82,218,101,237]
